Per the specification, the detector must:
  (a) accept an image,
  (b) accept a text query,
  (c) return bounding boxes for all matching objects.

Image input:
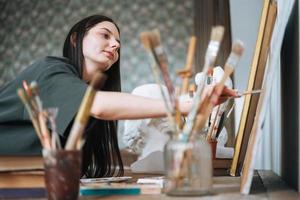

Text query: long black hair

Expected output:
[63,15,123,177]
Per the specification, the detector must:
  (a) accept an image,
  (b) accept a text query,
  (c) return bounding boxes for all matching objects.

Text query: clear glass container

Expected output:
[164,138,213,196]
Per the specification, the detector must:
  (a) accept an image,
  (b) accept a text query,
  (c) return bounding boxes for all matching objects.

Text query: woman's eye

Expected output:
[102,33,110,39]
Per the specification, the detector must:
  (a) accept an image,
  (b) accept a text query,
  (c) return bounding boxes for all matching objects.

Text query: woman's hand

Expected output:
[201,85,239,105]
[217,86,239,104]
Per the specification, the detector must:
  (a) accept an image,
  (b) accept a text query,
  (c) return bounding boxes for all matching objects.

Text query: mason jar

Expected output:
[164,138,213,196]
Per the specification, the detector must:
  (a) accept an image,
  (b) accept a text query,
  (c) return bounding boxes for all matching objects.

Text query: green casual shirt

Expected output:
[0,56,87,155]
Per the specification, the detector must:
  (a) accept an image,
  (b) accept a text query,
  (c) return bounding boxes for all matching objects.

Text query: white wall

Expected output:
[229,0,263,132]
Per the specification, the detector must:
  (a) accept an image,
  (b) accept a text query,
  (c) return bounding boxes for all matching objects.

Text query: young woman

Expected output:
[0,15,238,178]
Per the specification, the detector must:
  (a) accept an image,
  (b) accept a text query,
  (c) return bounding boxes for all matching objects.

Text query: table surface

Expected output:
[78,170,299,200]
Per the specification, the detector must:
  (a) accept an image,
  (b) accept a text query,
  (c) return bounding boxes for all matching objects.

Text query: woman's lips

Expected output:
[103,51,114,60]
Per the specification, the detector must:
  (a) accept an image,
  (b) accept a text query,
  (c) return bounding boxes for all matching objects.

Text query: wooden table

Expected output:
[78,170,299,200]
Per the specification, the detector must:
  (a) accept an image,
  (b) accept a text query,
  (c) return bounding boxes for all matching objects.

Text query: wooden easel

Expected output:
[176,36,197,95]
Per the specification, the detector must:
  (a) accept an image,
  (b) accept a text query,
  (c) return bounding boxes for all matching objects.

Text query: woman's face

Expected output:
[82,21,120,81]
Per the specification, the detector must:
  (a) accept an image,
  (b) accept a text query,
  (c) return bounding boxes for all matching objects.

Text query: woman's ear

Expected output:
[70,33,77,47]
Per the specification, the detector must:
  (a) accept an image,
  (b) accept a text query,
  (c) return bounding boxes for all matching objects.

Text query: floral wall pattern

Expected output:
[0,0,194,93]
[0,0,194,147]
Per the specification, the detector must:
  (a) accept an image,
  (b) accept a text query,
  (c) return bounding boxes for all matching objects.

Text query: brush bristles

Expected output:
[150,29,161,48]
[210,26,225,42]
[231,40,244,57]
[140,32,152,50]
[225,40,245,68]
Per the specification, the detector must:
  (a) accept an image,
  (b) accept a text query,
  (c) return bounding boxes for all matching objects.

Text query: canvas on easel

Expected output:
[230,0,277,178]
[240,0,297,194]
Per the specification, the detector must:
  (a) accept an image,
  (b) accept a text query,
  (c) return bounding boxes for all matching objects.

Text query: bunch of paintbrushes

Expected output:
[191,40,244,138]
[180,26,225,143]
[140,26,246,188]
[17,81,60,150]
[17,71,107,151]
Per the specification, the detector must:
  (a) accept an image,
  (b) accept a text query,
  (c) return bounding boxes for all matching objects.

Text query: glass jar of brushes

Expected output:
[163,136,213,196]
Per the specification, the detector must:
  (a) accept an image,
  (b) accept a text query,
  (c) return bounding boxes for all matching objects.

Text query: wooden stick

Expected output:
[180,36,197,95]
[140,31,177,133]
[38,111,51,149]
[206,105,220,140]
[239,89,262,96]
[148,29,177,111]
[17,88,44,147]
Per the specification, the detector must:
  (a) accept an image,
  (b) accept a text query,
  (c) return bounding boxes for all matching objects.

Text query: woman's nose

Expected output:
[111,39,120,50]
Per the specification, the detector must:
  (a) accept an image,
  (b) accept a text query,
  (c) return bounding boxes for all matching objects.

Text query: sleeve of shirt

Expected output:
[32,63,88,138]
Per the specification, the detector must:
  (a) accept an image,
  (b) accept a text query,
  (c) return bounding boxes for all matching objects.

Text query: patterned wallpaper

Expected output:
[0,0,194,148]
[0,0,194,93]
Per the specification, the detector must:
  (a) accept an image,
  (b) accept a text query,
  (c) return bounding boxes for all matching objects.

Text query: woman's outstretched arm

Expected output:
[91,91,192,120]
[90,86,238,120]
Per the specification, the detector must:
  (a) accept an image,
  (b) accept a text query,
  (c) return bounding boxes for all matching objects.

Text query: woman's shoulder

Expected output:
[43,56,71,64]
[34,56,78,75]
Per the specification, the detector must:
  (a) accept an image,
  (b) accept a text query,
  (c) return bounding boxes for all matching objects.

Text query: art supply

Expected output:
[148,29,183,129]
[17,88,43,145]
[214,102,236,139]
[80,176,132,184]
[80,184,141,196]
[180,26,225,143]
[164,139,212,196]
[208,101,229,140]
[65,71,107,150]
[239,89,262,96]
[215,112,226,139]
[177,36,197,95]
[43,149,81,200]
[46,108,61,150]
[192,40,244,135]
[223,89,262,100]
[137,177,164,188]
[140,31,177,133]
[38,111,51,149]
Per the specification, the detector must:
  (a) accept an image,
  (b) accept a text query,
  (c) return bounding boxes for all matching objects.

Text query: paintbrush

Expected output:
[30,81,43,112]
[148,29,183,130]
[192,40,244,137]
[206,105,220,140]
[215,102,235,139]
[38,111,51,149]
[221,89,262,100]
[180,26,225,143]
[215,112,226,139]
[148,30,177,110]
[174,27,225,187]
[140,31,178,133]
[17,88,44,146]
[209,101,229,140]
[65,71,107,150]
[238,89,262,96]
[47,107,61,150]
